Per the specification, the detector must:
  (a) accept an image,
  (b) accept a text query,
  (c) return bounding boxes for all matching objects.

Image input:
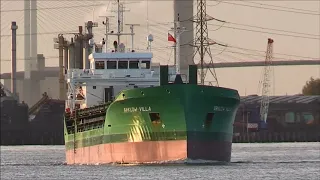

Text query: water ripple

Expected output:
[1,143,320,180]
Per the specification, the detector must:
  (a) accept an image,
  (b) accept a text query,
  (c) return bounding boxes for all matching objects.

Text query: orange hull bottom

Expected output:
[66,140,187,165]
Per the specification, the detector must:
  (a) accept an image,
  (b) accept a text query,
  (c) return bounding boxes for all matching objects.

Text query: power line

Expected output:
[0,3,106,13]
[238,0,319,13]
[206,17,319,37]
[208,1,320,16]
[226,45,319,60]
[37,7,83,33]
[3,1,318,15]
[226,21,319,37]
[208,24,320,40]
[127,11,320,59]
[1,24,317,60]
[0,1,146,13]
[0,21,171,38]
[0,31,77,37]
[1,47,317,62]
[128,10,320,68]
[151,3,319,41]
[131,8,319,40]
[209,41,319,60]
[0,46,175,62]
[213,48,316,61]
[1,2,318,65]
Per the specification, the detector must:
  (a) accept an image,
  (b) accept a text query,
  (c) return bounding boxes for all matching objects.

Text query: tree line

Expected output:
[302,77,320,95]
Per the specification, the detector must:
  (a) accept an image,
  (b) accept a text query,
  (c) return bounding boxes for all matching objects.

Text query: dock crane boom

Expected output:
[260,38,274,123]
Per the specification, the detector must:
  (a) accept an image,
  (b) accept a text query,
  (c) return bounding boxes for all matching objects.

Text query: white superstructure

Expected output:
[65,0,163,111]
[65,0,184,112]
[66,49,161,110]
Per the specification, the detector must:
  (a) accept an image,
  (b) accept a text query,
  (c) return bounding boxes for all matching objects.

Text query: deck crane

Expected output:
[259,38,274,123]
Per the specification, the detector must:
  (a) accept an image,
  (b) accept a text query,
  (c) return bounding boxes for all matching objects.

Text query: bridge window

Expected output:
[118,61,128,69]
[95,61,105,69]
[140,60,150,69]
[107,61,117,69]
[129,61,139,69]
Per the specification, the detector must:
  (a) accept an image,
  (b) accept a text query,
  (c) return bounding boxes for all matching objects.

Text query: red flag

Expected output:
[168,33,176,43]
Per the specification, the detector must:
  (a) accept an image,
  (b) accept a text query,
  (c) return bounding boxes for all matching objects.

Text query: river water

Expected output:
[1,143,319,180]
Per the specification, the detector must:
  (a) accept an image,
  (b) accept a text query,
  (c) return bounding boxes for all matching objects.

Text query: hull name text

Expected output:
[214,106,232,112]
[124,107,152,113]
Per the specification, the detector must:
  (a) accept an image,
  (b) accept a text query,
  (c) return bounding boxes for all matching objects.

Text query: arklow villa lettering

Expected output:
[213,106,231,112]
[124,106,152,113]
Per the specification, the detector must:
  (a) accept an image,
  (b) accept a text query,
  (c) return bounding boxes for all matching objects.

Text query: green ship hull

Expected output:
[64,84,240,164]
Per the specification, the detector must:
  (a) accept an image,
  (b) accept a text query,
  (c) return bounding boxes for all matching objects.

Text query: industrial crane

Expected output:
[259,38,274,123]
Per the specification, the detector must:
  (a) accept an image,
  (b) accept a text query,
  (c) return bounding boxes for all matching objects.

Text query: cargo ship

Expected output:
[64,0,240,164]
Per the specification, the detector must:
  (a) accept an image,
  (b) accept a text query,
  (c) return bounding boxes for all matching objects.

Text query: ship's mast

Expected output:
[171,14,187,75]
[125,24,140,50]
[101,15,114,52]
[108,0,136,51]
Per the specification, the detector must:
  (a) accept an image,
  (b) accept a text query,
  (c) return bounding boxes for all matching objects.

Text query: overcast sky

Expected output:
[1,0,319,95]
